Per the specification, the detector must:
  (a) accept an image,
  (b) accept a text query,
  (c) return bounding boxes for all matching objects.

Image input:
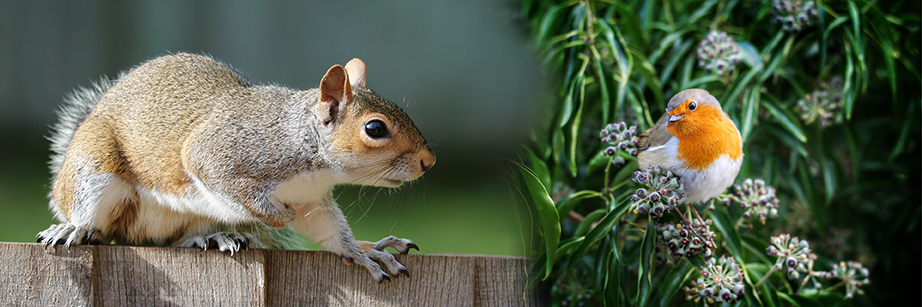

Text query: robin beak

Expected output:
[669,114,684,122]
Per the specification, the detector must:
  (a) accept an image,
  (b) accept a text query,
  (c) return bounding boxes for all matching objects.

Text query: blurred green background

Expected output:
[0,1,545,256]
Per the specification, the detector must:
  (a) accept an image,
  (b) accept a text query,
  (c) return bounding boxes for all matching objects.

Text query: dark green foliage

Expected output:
[516,0,920,305]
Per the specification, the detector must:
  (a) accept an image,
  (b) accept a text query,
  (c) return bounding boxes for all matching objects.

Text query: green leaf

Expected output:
[742,234,773,264]
[536,4,567,46]
[736,41,763,68]
[557,80,576,128]
[566,201,625,271]
[555,190,601,221]
[711,207,743,260]
[629,48,663,105]
[516,163,560,279]
[686,0,717,25]
[777,292,824,307]
[843,32,856,120]
[762,97,807,143]
[847,0,862,51]
[759,36,793,82]
[574,209,607,237]
[554,236,586,263]
[658,40,693,89]
[684,75,720,89]
[568,72,587,177]
[657,260,695,306]
[823,16,849,40]
[767,126,808,157]
[525,147,551,189]
[552,128,566,173]
[724,64,761,110]
[889,102,916,162]
[820,152,837,205]
[593,51,613,124]
[635,221,656,307]
[741,88,761,143]
[587,150,610,176]
[745,263,777,307]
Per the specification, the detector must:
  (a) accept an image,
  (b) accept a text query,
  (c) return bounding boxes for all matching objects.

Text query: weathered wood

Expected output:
[0,243,542,306]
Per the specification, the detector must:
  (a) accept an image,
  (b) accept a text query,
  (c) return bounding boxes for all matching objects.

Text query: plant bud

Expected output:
[649,192,661,203]
[719,289,732,302]
[605,146,617,156]
[652,204,665,215]
[637,203,649,214]
[636,188,648,199]
[612,156,625,168]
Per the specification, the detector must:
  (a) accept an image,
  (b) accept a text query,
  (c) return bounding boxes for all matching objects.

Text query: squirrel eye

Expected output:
[688,101,697,111]
[364,120,389,139]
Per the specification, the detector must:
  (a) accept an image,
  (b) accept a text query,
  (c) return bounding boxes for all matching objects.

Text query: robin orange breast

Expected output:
[636,89,743,204]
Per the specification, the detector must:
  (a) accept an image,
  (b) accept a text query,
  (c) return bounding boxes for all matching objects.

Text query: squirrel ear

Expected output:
[345,58,366,88]
[319,64,352,125]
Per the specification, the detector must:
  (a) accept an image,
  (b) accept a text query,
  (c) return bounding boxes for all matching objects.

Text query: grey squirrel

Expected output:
[37,53,436,282]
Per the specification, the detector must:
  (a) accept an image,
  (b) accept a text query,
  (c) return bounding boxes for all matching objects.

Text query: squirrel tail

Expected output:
[47,75,121,176]
[239,224,308,250]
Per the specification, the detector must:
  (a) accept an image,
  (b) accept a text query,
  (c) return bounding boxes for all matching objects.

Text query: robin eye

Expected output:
[364,120,389,139]
[688,101,697,111]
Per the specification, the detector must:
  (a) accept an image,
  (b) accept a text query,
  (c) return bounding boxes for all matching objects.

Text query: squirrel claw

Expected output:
[37,223,100,247]
[179,232,257,255]
[399,267,410,277]
[371,236,418,254]
[379,273,391,283]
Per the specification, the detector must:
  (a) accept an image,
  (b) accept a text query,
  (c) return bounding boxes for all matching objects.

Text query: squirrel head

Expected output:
[315,59,435,187]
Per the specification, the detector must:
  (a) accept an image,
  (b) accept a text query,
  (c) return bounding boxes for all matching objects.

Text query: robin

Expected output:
[636,89,742,204]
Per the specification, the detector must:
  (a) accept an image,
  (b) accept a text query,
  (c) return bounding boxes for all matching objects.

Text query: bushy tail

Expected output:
[239,224,308,250]
[47,76,119,175]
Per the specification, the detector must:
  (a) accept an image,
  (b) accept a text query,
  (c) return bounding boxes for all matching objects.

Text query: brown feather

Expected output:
[637,113,673,151]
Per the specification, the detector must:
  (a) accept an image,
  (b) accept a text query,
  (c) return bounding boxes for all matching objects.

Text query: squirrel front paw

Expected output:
[178,232,259,255]
[37,223,102,247]
[344,236,418,283]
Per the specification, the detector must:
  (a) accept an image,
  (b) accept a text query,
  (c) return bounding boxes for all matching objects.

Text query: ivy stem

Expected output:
[754,265,778,289]
[734,216,746,229]
[603,156,613,192]
[568,211,585,224]
[821,280,846,294]
[674,205,713,249]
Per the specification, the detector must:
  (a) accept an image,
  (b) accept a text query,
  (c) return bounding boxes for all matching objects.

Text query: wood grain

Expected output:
[0,243,543,306]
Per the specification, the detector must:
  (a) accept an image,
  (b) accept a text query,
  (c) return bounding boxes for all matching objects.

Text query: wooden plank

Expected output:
[267,251,475,306]
[0,243,542,306]
[0,242,94,306]
[473,255,540,307]
[93,245,267,306]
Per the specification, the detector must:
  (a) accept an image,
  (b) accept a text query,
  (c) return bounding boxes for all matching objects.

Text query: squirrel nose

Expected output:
[418,148,436,173]
[420,160,431,172]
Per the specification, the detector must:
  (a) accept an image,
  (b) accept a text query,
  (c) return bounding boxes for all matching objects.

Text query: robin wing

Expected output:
[636,113,672,151]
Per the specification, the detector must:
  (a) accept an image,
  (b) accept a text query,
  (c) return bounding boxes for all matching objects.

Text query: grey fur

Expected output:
[47,75,120,175]
[40,53,433,282]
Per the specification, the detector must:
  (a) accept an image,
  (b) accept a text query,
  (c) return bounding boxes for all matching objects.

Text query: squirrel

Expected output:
[36,53,436,282]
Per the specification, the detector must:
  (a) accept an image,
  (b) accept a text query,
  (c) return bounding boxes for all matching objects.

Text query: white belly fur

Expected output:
[88,168,340,244]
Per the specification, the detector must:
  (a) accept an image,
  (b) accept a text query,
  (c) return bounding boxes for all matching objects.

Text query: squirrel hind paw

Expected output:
[37,223,101,247]
[369,236,419,254]
[178,232,260,256]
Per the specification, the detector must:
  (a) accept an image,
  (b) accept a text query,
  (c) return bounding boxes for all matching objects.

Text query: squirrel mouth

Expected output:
[380,178,403,187]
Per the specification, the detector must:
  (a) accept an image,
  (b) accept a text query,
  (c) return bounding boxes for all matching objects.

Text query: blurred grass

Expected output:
[0,136,532,256]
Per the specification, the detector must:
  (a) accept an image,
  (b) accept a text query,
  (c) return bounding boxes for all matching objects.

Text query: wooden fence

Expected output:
[0,242,542,306]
